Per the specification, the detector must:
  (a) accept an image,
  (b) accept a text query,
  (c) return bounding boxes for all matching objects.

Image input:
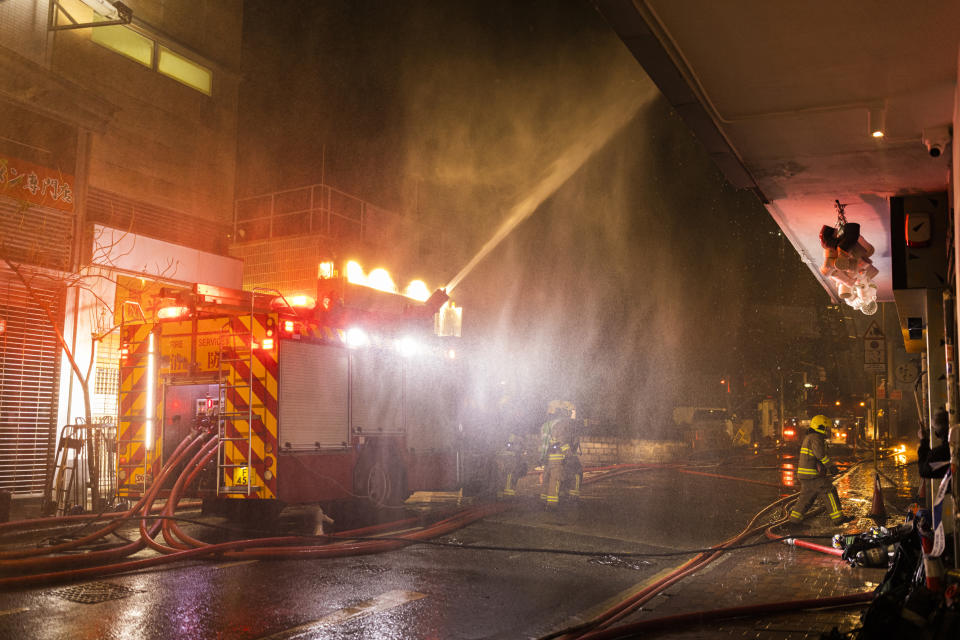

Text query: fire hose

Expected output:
[0,432,509,589]
[571,591,874,640]
[1,444,853,593]
[545,463,870,638]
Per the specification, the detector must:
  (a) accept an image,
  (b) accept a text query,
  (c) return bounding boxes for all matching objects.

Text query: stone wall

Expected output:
[580,437,689,466]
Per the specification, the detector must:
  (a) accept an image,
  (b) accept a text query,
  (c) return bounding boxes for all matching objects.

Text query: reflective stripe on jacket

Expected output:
[797,431,830,478]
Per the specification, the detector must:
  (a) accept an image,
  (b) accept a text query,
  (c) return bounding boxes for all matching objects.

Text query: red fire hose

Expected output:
[573,591,874,639]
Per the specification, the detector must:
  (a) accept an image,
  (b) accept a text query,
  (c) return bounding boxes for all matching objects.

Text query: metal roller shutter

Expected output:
[278,340,349,449]
[350,348,404,435]
[0,266,62,495]
[0,199,74,271]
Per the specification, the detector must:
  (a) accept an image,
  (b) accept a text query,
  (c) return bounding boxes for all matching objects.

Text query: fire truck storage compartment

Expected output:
[351,348,404,435]
[278,340,349,449]
[162,383,219,462]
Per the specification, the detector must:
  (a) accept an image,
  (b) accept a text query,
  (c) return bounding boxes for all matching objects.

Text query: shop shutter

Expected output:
[278,341,349,449]
[0,266,63,495]
[0,198,73,271]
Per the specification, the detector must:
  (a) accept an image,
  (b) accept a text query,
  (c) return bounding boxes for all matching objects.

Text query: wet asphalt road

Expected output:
[0,449,857,640]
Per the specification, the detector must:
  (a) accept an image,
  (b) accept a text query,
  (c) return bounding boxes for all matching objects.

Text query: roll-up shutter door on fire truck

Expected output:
[279,340,349,448]
[0,265,62,495]
[351,348,404,435]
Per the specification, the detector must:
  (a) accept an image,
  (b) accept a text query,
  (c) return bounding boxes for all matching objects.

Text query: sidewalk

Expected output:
[609,454,915,639]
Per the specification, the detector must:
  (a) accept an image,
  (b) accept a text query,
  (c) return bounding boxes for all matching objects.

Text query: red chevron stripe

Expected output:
[227,356,278,422]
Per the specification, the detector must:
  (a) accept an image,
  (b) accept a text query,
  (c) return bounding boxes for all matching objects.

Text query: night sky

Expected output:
[238,0,834,434]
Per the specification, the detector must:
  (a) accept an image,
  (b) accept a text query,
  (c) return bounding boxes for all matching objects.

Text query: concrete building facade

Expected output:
[0,0,243,500]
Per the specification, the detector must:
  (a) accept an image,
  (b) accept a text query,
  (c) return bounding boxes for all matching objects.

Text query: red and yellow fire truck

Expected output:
[116,263,463,513]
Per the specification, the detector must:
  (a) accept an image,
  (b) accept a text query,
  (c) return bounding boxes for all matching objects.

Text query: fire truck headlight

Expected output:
[396,336,419,357]
[346,327,370,348]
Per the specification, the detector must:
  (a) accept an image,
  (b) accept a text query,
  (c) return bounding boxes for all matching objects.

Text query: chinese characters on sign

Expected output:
[0,156,75,212]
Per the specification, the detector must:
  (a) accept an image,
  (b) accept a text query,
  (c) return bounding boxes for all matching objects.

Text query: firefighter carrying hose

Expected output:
[788,414,852,527]
[540,401,583,509]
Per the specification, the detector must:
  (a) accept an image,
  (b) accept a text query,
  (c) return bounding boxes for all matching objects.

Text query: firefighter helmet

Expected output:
[810,415,831,434]
[547,400,577,419]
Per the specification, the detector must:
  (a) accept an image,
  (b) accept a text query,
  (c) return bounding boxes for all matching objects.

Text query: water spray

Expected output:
[444,96,649,294]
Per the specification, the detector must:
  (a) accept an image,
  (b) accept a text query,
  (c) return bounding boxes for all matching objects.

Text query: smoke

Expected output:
[393,2,755,434]
[238,1,819,437]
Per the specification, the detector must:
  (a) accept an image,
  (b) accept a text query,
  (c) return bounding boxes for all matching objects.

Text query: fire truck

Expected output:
[116,263,463,513]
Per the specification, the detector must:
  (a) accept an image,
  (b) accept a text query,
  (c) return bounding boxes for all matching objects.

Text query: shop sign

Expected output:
[0,155,74,212]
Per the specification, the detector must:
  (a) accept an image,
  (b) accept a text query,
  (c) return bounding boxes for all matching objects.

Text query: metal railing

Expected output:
[234,183,402,245]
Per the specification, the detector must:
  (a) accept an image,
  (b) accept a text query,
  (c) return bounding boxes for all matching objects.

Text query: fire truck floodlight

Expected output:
[346,327,370,348]
[157,305,189,320]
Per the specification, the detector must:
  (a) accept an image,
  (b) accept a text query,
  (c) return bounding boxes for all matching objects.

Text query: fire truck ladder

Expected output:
[216,307,264,496]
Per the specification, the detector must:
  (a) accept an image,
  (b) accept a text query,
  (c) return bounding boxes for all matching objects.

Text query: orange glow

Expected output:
[290,294,315,308]
[318,261,335,279]
[404,280,431,302]
[346,260,438,301]
[261,338,274,350]
[367,268,395,292]
[346,260,365,283]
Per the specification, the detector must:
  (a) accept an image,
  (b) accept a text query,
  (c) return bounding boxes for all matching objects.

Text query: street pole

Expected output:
[778,369,785,442]
[920,351,931,510]
[873,373,879,471]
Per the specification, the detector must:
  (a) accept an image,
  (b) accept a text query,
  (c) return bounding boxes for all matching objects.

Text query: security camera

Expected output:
[922,125,951,158]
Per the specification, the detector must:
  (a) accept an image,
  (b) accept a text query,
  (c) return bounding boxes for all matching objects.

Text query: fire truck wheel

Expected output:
[355,452,407,508]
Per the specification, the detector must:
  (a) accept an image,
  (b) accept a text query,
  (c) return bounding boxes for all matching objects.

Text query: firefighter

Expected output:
[788,414,852,526]
[540,403,582,508]
[494,433,526,499]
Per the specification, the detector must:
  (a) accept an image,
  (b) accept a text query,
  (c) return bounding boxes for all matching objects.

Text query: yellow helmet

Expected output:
[810,415,831,434]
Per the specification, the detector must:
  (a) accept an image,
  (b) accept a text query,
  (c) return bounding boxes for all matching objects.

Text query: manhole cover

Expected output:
[50,581,141,604]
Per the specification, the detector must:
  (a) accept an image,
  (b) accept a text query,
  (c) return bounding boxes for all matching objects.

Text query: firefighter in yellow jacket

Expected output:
[540,402,582,508]
[788,415,850,526]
